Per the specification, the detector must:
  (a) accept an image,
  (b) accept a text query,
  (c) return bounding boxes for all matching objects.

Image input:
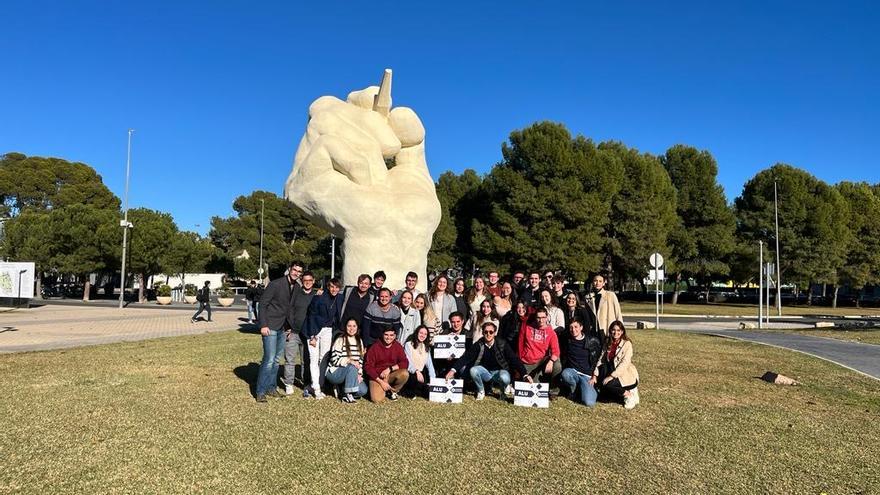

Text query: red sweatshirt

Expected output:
[518,324,560,365]
[364,341,409,380]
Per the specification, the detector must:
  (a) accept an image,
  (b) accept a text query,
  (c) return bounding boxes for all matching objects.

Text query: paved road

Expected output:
[637,316,880,380]
[699,329,880,380]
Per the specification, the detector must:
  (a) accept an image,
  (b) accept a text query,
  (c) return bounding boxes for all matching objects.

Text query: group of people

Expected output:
[254,262,641,410]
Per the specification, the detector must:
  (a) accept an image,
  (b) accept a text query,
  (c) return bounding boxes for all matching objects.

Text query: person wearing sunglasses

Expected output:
[445,322,529,401]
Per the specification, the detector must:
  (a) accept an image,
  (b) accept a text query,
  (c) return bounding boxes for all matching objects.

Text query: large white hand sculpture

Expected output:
[285,70,442,291]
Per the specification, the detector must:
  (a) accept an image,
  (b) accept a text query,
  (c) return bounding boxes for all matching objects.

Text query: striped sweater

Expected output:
[361,302,402,346]
[327,335,365,375]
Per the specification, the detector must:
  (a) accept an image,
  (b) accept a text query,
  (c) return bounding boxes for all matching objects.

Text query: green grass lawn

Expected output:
[622,300,880,317]
[1,329,878,494]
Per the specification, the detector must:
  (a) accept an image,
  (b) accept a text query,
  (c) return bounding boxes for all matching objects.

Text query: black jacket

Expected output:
[453,294,470,322]
[258,277,301,330]
[563,333,602,375]
[245,286,256,301]
[451,338,526,377]
[291,287,317,333]
[303,291,340,338]
[562,307,596,334]
[520,287,540,307]
[499,311,525,350]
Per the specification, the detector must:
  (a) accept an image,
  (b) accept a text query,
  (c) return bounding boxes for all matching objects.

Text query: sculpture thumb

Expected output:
[373,68,392,116]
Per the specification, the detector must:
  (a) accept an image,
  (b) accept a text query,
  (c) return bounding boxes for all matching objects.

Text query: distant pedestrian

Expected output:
[253,282,264,320]
[191,281,212,323]
[245,280,258,323]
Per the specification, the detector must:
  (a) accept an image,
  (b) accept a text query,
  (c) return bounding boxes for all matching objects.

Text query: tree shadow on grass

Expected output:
[233,362,260,397]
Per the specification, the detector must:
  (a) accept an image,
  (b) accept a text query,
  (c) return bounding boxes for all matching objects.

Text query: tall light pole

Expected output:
[258,199,265,282]
[330,235,336,279]
[758,240,763,329]
[774,180,782,316]
[118,129,134,309]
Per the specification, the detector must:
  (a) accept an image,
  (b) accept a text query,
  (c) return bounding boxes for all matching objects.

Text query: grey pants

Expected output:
[192,301,211,321]
[284,332,305,385]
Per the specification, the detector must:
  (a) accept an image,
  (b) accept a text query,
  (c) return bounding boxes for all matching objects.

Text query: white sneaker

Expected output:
[632,387,640,406]
[624,392,636,410]
[475,391,485,401]
[504,384,514,396]
[313,389,326,400]
[284,383,294,396]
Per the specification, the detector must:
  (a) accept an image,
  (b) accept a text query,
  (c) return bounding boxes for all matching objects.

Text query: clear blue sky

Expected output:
[2,1,877,233]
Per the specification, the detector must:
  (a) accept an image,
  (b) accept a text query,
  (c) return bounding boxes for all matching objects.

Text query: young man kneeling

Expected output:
[364,327,410,402]
[560,319,602,407]
[445,322,530,401]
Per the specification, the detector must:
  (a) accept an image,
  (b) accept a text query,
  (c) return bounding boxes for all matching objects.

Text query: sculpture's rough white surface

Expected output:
[285,70,441,291]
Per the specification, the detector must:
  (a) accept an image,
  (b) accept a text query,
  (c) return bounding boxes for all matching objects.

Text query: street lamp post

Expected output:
[758,240,763,329]
[330,235,336,279]
[118,129,134,309]
[774,180,782,316]
[258,199,265,282]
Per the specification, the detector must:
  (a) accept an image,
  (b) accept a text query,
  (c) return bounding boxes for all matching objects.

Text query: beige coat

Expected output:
[585,289,622,338]
[593,339,639,387]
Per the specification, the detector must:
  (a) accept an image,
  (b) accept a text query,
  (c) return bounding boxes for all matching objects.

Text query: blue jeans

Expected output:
[561,368,597,407]
[256,329,286,396]
[469,365,511,394]
[326,365,368,397]
[247,301,255,321]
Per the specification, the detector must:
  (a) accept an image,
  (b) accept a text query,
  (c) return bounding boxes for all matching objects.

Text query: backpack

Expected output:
[197,287,209,303]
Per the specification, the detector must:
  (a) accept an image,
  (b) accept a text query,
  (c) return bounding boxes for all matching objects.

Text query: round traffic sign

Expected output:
[649,252,664,268]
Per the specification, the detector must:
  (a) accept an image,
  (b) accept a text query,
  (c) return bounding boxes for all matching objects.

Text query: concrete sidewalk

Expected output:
[0,304,252,353]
